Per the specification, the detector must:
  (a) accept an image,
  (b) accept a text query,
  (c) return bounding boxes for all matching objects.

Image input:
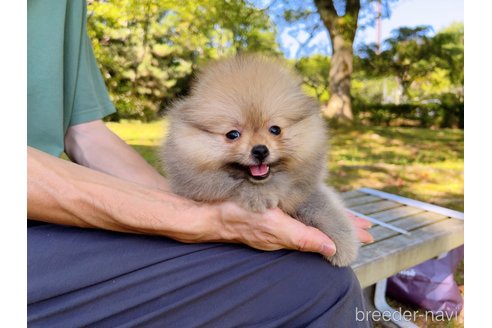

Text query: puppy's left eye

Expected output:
[226,130,241,140]
[269,126,281,136]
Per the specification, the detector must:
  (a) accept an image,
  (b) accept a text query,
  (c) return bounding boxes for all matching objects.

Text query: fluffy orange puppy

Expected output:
[162,55,358,266]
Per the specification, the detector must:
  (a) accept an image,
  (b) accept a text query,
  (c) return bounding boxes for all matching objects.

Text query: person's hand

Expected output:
[204,203,375,258]
[208,202,341,257]
[346,211,374,244]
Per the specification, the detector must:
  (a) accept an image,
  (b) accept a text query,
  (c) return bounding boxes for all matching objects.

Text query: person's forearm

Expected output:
[27,147,350,258]
[28,146,218,241]
[64,120,170,192]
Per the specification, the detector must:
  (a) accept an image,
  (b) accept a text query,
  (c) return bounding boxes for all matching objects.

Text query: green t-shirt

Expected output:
[27,0,115,157]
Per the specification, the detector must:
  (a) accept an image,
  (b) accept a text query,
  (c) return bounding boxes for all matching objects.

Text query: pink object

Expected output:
[386,245,464,316]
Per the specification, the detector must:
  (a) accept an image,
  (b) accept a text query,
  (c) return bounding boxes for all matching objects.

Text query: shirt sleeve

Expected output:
[69,28,116,126]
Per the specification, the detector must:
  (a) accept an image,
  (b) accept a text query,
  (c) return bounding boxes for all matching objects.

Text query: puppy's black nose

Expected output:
[251,145,269,161]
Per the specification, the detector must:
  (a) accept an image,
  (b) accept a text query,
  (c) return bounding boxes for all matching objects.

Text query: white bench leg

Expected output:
[373,279,417,328]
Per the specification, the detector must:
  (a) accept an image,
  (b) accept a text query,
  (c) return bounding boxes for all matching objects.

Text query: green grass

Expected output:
[106,119,168,170]
[106,119,464,327]
[327,125,464,212]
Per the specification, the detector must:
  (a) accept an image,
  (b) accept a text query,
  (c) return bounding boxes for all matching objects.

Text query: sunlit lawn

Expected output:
[328,125,464,212]
[106,119,167,171]
[106,118,464,327]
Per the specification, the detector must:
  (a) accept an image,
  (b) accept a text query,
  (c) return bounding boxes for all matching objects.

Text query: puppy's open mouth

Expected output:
[248,163,270,180]
[228,163,271,181]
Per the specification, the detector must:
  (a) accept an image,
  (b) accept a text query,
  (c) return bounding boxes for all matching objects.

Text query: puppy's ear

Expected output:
[304,96,322,116]
[167,98,190,120]
[185,68,202,97]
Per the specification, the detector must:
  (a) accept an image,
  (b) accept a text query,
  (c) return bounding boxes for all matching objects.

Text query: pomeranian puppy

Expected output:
[162,54,358,266]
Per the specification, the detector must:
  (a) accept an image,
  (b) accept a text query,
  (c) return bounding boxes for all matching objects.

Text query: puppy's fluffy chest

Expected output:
[231,173,317,214]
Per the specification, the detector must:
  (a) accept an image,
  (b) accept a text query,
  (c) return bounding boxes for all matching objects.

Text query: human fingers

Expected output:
[356,226,374,244]
[345,210,374,243]
[346,210,372,229]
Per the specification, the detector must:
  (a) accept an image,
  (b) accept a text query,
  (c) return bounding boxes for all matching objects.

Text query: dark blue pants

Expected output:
[28,221,371,327]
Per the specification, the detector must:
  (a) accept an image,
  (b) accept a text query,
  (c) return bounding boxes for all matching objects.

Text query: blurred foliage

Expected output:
[87,0,280,121]
[291,23,463,128]
[357,23,463,127]
[86,0,463,129]
[360,25,436,98]
[361,24,463,128]
[293,55,331,103]
[357,23,464,104]
[352,102,463,128]
[263,0,397,58]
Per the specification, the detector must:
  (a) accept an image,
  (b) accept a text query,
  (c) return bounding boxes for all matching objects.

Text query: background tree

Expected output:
[314,0,360,121]
[359,24,463,103]
[355,23,463,128]
[264,0,396,121]
[428,22,464,99]
[360,25,435,100]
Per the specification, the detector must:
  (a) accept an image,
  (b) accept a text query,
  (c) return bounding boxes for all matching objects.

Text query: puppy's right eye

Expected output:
[226,130,241,140]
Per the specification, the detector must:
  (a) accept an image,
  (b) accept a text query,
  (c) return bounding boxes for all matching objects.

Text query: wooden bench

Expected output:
[343,188,464,327]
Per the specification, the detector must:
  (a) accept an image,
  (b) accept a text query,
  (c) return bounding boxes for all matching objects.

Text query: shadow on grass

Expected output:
[329,125,463,165]
[331,168,463,211]
[329,163,463,212]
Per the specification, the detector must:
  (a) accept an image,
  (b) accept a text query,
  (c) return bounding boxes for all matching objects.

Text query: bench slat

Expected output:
[365,211,448,243]
[352,219,464,288]
[351,200,402,215]
[367,205,425,224]
[344,195,381,207]
[340,190,366,200]
[359,188,464,220]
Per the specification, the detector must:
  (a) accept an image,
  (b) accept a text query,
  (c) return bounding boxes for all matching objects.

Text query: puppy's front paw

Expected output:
[325,237,359,267]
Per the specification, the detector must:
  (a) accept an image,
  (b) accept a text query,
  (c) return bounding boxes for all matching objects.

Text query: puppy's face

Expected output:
[168,55,326,184]
[210,108,327,184]
[224,126,280,183]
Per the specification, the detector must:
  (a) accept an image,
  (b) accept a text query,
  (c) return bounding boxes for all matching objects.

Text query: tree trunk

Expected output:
[323,35,354,120]
[315,0,360,122]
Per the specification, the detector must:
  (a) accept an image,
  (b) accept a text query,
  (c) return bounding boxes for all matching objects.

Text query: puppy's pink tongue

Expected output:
[249,164,269,177]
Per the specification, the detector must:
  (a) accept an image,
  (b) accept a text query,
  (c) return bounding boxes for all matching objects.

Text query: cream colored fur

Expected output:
[162,54,359,266]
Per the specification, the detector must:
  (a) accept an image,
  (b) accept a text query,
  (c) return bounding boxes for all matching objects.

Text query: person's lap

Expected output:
[28,221,370,327]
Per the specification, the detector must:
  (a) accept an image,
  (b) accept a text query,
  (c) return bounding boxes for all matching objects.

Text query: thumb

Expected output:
[294,225,337,257]
[264,208,337,257]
